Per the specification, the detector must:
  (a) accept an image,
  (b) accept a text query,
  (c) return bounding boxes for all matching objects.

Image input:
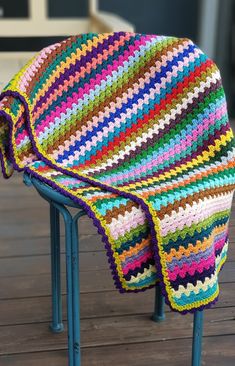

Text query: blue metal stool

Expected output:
[23,172,203,366]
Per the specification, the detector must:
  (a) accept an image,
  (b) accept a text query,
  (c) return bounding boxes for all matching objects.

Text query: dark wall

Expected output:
[100,0,199,42]
[215,0,235,117]
[0,0,28,17]
[48,0,88,17]
[48,0,200,41]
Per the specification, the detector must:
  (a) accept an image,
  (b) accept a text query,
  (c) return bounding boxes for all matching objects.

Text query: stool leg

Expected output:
[64,217,75,366]
[71,213,82,365]
[50,203,64,333]
[35,192,85,366]
[54,204,85,366]
[192,310,204,366]
[151,285,165,322]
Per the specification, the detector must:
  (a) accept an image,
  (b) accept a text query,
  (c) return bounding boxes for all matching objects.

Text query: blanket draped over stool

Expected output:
[0,32,234,313]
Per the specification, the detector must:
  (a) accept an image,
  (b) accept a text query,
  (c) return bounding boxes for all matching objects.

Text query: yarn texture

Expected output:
[0,32,234,313]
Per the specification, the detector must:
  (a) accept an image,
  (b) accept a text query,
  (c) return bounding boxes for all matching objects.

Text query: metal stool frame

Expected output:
[23,172,203,366]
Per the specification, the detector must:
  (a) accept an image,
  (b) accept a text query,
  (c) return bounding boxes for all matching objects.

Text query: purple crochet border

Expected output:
[0,108,24,178]
[0,89,221,314]
[0,149,8,178]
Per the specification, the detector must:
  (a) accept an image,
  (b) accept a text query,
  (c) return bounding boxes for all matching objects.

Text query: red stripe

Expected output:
[78,59,214,168]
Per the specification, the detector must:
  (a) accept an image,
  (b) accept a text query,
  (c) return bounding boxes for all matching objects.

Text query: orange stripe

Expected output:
[164,224,227,262]
[141,160,235,199]
[119,236,152,261]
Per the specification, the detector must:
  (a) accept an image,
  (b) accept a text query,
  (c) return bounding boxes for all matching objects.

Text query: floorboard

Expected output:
[0,122,235,364]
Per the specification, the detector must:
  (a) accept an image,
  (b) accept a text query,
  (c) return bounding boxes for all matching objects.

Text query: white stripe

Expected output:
[81,70,221,174]
[160,191,233,236]
[51,40,195,161]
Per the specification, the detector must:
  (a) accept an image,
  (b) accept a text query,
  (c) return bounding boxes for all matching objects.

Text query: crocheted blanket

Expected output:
[0,32,234,314]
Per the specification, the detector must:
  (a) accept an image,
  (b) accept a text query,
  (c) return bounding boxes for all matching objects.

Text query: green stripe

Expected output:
[95,87,225,180]
[162,209,230,245]
[39,37,180,149]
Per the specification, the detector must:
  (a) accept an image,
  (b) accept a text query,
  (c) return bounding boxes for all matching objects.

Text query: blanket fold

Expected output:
[0,32,234,313]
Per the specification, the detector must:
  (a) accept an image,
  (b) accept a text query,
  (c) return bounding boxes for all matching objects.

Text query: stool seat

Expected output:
[23,172,84,209]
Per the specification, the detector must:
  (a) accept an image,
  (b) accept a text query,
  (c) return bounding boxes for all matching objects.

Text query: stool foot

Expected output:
[151,285,165,322]
[49,322,64,333]
[192,310,204,366]
[151,313,165,322]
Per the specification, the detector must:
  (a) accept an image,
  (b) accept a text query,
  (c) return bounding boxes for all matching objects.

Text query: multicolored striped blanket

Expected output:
[0,32,234,313]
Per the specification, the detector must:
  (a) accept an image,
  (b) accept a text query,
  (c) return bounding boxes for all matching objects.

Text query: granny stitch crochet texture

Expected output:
[0,32,234,313]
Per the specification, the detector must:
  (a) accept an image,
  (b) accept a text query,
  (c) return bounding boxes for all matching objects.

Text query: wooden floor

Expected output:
[0,173,235,366]
[0,61,235,365]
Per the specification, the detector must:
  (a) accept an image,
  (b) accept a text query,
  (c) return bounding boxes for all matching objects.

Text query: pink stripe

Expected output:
[122,251,153,275]
[34,35,156,136]
[110,213,146,240]
[59,179,83,186]
[54,43,198,163]
[19,44,60,92]
[167,255,215,281]
[214,232,228,251]
[15,130,28,145]
[104,103,227,184]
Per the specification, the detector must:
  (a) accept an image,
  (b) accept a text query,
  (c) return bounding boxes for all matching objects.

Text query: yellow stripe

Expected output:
[32,34,112,108]
[126,129,234,189]
[165,223,228,262]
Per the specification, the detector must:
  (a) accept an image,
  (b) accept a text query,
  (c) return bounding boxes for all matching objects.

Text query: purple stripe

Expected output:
[169,264,216,290]
[87,79,222,175]
[114,122,230,187]
[167,245,214,271]
[33,32,129,112]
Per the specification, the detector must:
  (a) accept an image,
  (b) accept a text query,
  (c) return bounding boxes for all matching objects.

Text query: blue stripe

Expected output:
[57,44,200,163]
